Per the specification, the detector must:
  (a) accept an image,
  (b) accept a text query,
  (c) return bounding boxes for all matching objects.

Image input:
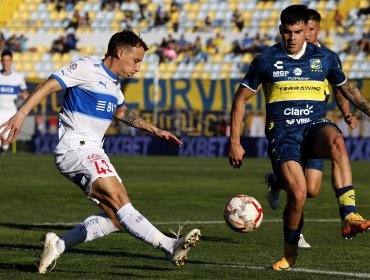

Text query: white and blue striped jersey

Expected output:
[0,70,27,113]
[51,56,125,154]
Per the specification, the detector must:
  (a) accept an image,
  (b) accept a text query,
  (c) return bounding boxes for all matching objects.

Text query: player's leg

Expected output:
[296,164,323,249]
[313,124,370,238]
[265,146,284,209]
[90,176,201,266]
[272,160,307,270]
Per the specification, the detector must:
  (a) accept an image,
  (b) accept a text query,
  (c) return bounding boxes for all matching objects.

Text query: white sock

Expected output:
[2,144,9,151]
[116,203,174,254]
[58,213,119,252]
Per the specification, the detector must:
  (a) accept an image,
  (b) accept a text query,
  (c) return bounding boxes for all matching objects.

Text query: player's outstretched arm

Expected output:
[333,87,358,128]
[336,81,370,118]
[0,78,62,144]
[228,86,256,169]
[114,105,183,146]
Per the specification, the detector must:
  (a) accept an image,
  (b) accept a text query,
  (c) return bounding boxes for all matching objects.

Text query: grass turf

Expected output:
[0,154,369,279]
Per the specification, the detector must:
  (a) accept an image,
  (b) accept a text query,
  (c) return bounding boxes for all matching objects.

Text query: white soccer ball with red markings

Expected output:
[224,195,263,233]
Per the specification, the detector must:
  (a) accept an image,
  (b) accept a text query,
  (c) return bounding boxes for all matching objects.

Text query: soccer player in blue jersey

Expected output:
[228,5,370,270]
[0,50,29,155]
[264,8,359,249]
[0,30,201,273]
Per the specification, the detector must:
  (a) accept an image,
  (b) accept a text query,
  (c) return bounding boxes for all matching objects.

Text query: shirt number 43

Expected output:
[94,159,113,175]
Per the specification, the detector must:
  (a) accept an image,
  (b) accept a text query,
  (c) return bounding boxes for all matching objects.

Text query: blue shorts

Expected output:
[267,119,339,171]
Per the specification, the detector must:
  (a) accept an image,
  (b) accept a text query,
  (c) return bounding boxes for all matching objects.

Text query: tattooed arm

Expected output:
[114,105,183,146]
[333,87,358,128]
[336,81,370,117]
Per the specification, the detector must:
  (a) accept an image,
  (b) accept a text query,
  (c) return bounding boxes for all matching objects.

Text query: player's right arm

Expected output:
[333,87,358,128]
[228,85,256,169]
[0,78,62,144]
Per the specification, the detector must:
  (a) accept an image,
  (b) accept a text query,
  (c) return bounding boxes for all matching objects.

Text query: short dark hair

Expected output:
[308,9,321,22]
[1,50,13,59]
[105,30,148,57]
[280,5,309,25]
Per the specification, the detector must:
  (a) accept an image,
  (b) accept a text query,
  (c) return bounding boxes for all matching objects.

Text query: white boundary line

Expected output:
[23,218,340,226]
[197,263,370,279]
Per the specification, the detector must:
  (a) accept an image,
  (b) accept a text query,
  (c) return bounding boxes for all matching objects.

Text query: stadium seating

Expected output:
[1,0,369,80]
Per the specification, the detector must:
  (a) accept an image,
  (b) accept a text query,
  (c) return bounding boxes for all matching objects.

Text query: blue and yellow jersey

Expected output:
[241,42,346,128]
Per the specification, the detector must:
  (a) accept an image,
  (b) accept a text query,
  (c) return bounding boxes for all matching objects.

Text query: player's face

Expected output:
[306,20,320,45]
[280,21,307,55]
[116,45,145,78]
[1,55,12,73]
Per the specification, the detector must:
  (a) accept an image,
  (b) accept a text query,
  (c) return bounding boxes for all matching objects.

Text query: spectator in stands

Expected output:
[50,36,67,54]
[359,31,370,54]
[162,40,177,62]
[66,10,80,30]
[78,11,91,28]
[212,32,225,53]
[177,34,189,53]
[0,32,5,51]
[231,9,244,32]
[154,5,169,27]
[192,36,208,62]
[65,33,78,52]
[169,0,180,32]
[232,33,256,55]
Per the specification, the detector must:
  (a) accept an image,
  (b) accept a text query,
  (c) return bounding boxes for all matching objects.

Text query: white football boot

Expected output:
[169,228,201,266]
[298,233,311,249]
[38,232,63,274]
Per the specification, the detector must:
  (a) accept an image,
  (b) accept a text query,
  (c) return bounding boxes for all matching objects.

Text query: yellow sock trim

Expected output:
[338,190,356,207]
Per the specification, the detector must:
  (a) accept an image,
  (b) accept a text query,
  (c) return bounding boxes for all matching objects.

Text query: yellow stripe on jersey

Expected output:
[264,81,326,103]
[324,79,329,95]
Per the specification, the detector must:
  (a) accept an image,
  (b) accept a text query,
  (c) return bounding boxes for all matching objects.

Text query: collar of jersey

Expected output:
[100,61,119,82]
[281,41,307,59]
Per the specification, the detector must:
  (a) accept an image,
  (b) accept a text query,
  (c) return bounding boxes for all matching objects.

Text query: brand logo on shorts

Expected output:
[286,118,311,125]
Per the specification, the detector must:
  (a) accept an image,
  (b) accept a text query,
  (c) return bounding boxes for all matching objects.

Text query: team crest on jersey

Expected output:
[310,59,322,72]
[69,63,78,70]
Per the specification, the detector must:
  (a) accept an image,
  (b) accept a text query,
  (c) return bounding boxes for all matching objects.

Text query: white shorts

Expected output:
[55,146,122,200]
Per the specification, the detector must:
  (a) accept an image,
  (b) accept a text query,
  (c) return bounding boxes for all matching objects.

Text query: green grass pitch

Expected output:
[0,154,369,279]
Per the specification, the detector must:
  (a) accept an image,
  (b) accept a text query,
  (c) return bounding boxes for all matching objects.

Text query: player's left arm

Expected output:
[335,81,370,118]
[114,105,182,146]
[333,86,358,128]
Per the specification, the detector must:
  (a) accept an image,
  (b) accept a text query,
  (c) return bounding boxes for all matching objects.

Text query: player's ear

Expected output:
[116,48,123,59]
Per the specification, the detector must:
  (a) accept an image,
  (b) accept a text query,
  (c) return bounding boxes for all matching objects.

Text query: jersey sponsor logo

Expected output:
[266,81,325,103]
[69,63,78,70]
[96,100,116,112]
[286,118,311,125]
[273,70,289,78]
[0,86,17,94]
[284,105,313,116]
[274,61,283,69]
[293,68,302,76]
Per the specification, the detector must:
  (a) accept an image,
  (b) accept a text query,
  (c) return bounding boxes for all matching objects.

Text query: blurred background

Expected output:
[0,0,369,158]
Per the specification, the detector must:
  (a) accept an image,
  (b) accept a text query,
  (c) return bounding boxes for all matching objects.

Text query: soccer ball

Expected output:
[223,195,263,233]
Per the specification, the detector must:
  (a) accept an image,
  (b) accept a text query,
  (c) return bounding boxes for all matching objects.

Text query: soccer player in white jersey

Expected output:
[0,50,28,155]
[0,30,201,273]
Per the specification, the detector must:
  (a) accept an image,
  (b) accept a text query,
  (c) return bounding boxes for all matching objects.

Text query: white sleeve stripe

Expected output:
[241,83,258,92]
